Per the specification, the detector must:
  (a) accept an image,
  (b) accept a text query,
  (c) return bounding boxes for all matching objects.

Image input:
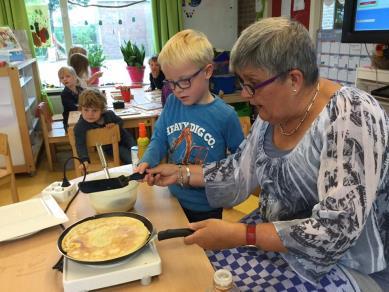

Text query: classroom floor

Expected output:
[0,149,251,222]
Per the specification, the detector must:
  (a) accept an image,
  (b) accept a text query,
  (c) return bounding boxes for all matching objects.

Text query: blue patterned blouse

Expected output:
[203,86,389,283]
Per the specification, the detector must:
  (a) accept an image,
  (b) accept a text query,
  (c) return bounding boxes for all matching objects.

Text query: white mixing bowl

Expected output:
[87,172,138,213]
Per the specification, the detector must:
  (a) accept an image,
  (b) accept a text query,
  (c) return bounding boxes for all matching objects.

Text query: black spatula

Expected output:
[78,172,146,193]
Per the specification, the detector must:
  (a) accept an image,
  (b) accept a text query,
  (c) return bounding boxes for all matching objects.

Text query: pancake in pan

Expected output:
[61,216,150,261]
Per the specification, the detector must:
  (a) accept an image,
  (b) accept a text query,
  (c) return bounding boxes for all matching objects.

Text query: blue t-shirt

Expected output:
[141,94,244,211]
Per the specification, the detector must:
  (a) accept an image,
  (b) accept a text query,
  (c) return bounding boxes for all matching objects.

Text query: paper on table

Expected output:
[0,195,68,242]
[115,108,140,116]
[134,102,162,111]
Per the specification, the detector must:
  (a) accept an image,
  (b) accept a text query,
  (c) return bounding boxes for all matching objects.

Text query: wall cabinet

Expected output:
[356,67,389,113]
[0,59,42,174]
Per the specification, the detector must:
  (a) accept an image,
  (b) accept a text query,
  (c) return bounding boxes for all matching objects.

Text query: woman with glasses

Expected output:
[145,17,389,291]
[135,29,244,223]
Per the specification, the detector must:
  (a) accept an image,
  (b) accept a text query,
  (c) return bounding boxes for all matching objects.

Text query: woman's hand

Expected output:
[146,164,179,186]
[184,220,246,250]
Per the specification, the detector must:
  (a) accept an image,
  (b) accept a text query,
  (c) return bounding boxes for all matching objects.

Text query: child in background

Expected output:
[73,89,136,172]
[146,55,165,91]
[67,46,87,64]
[69,53,103,87]
[58,66,84,131]
[135,29,244,222]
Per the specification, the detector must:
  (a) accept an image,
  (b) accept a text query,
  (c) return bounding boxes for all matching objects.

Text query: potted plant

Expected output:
[120,40,145,84]
[87,44,105,85]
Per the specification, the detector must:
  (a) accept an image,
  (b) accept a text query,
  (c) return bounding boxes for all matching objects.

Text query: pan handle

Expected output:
[157,228,194,241]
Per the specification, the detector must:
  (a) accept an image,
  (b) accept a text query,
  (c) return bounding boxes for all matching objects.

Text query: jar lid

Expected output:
[213,269,233,288]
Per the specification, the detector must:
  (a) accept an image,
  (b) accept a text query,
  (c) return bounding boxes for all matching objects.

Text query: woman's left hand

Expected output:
[184,219,246,250]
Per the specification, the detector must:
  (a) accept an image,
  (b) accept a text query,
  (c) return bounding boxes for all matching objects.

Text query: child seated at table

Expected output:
[73,88,136,172]
[69,53,103,87]
[135,29,244,222]
[146,55,165,91]
[58,66,84,131]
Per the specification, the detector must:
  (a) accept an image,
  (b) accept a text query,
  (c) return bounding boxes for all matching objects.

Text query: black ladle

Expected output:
[78,173,146,193]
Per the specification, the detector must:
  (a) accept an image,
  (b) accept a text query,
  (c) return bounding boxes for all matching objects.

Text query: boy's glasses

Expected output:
[163,67,204,90]
[238,72,284,96]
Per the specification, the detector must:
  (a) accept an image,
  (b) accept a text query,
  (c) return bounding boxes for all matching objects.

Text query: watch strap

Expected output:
[246,224,256,245]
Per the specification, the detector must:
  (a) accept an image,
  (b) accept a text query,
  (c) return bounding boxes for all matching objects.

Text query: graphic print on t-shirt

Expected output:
[167,122,215,164]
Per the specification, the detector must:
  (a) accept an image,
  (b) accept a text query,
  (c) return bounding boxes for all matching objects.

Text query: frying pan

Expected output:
[57,212,193,265]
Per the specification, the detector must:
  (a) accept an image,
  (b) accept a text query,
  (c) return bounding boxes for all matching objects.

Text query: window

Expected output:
[321,0,344,30]
[25,0,154,87]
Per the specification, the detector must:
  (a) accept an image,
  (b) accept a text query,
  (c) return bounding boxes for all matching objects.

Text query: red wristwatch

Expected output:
[246,224,256,245]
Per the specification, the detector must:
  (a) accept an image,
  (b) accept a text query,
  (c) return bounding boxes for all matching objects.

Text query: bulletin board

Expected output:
[316,29,374,86]
[182,0,238,50]
[272,0,310,29]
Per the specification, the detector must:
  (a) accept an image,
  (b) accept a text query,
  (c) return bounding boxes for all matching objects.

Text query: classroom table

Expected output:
[0,165,215,291]
[68,88,162,133]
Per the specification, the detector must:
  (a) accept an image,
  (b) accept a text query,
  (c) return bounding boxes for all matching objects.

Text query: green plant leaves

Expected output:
[120,40,145,68]
[87,44,106,68]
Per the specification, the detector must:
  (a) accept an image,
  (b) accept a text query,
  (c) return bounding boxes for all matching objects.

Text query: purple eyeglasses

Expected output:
[238,72,285,96]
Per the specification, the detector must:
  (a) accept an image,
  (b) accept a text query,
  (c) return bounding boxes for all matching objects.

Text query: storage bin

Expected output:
[210,74,236,94]
[213,61,229,75]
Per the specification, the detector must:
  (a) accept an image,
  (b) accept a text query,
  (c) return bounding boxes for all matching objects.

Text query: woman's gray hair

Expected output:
[230,17,319,85]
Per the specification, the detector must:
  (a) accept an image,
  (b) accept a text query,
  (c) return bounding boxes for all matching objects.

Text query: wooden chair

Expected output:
[0,133,19,202]
[239,116,251,137]
[68,125,121,177]
[36,102,69,170]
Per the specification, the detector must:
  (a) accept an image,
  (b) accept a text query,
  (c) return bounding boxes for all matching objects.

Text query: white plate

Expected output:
[0,195,68,242]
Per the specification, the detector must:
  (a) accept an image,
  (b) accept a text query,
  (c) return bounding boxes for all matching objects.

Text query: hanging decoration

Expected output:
[26,5,51,48]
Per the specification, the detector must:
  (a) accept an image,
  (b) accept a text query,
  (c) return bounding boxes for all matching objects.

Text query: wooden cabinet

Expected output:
[0,59,42,174]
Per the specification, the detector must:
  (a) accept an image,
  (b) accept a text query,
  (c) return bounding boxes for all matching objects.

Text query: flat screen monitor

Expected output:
[341,0,389,43]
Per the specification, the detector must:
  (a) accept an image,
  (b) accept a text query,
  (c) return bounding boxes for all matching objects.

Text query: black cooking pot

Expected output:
[57,212,193,265]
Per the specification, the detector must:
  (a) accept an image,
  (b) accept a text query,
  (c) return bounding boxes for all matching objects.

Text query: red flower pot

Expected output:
[126,66,145,84]
[90,67,101,86]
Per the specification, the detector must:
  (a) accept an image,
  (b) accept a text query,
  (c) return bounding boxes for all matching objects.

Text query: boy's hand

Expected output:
[133,162,149,182]
[105,123,115,128]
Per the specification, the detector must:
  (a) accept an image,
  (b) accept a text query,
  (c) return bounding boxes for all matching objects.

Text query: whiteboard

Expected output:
[182,0,237,50]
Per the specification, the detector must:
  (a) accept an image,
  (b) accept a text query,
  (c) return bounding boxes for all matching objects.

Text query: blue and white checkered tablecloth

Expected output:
[207,209,360,291]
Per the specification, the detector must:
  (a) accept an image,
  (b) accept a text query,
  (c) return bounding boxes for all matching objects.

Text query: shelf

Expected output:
[29,117,40,135]
[2,58,40,174]
[20,76,33,88]
[356,67,389,84]
[10,58,36,70]
[32,136,43,165]
[25,97,36,112]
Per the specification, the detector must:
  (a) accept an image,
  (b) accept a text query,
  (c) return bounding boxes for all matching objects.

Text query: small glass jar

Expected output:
[207,269,239,292]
